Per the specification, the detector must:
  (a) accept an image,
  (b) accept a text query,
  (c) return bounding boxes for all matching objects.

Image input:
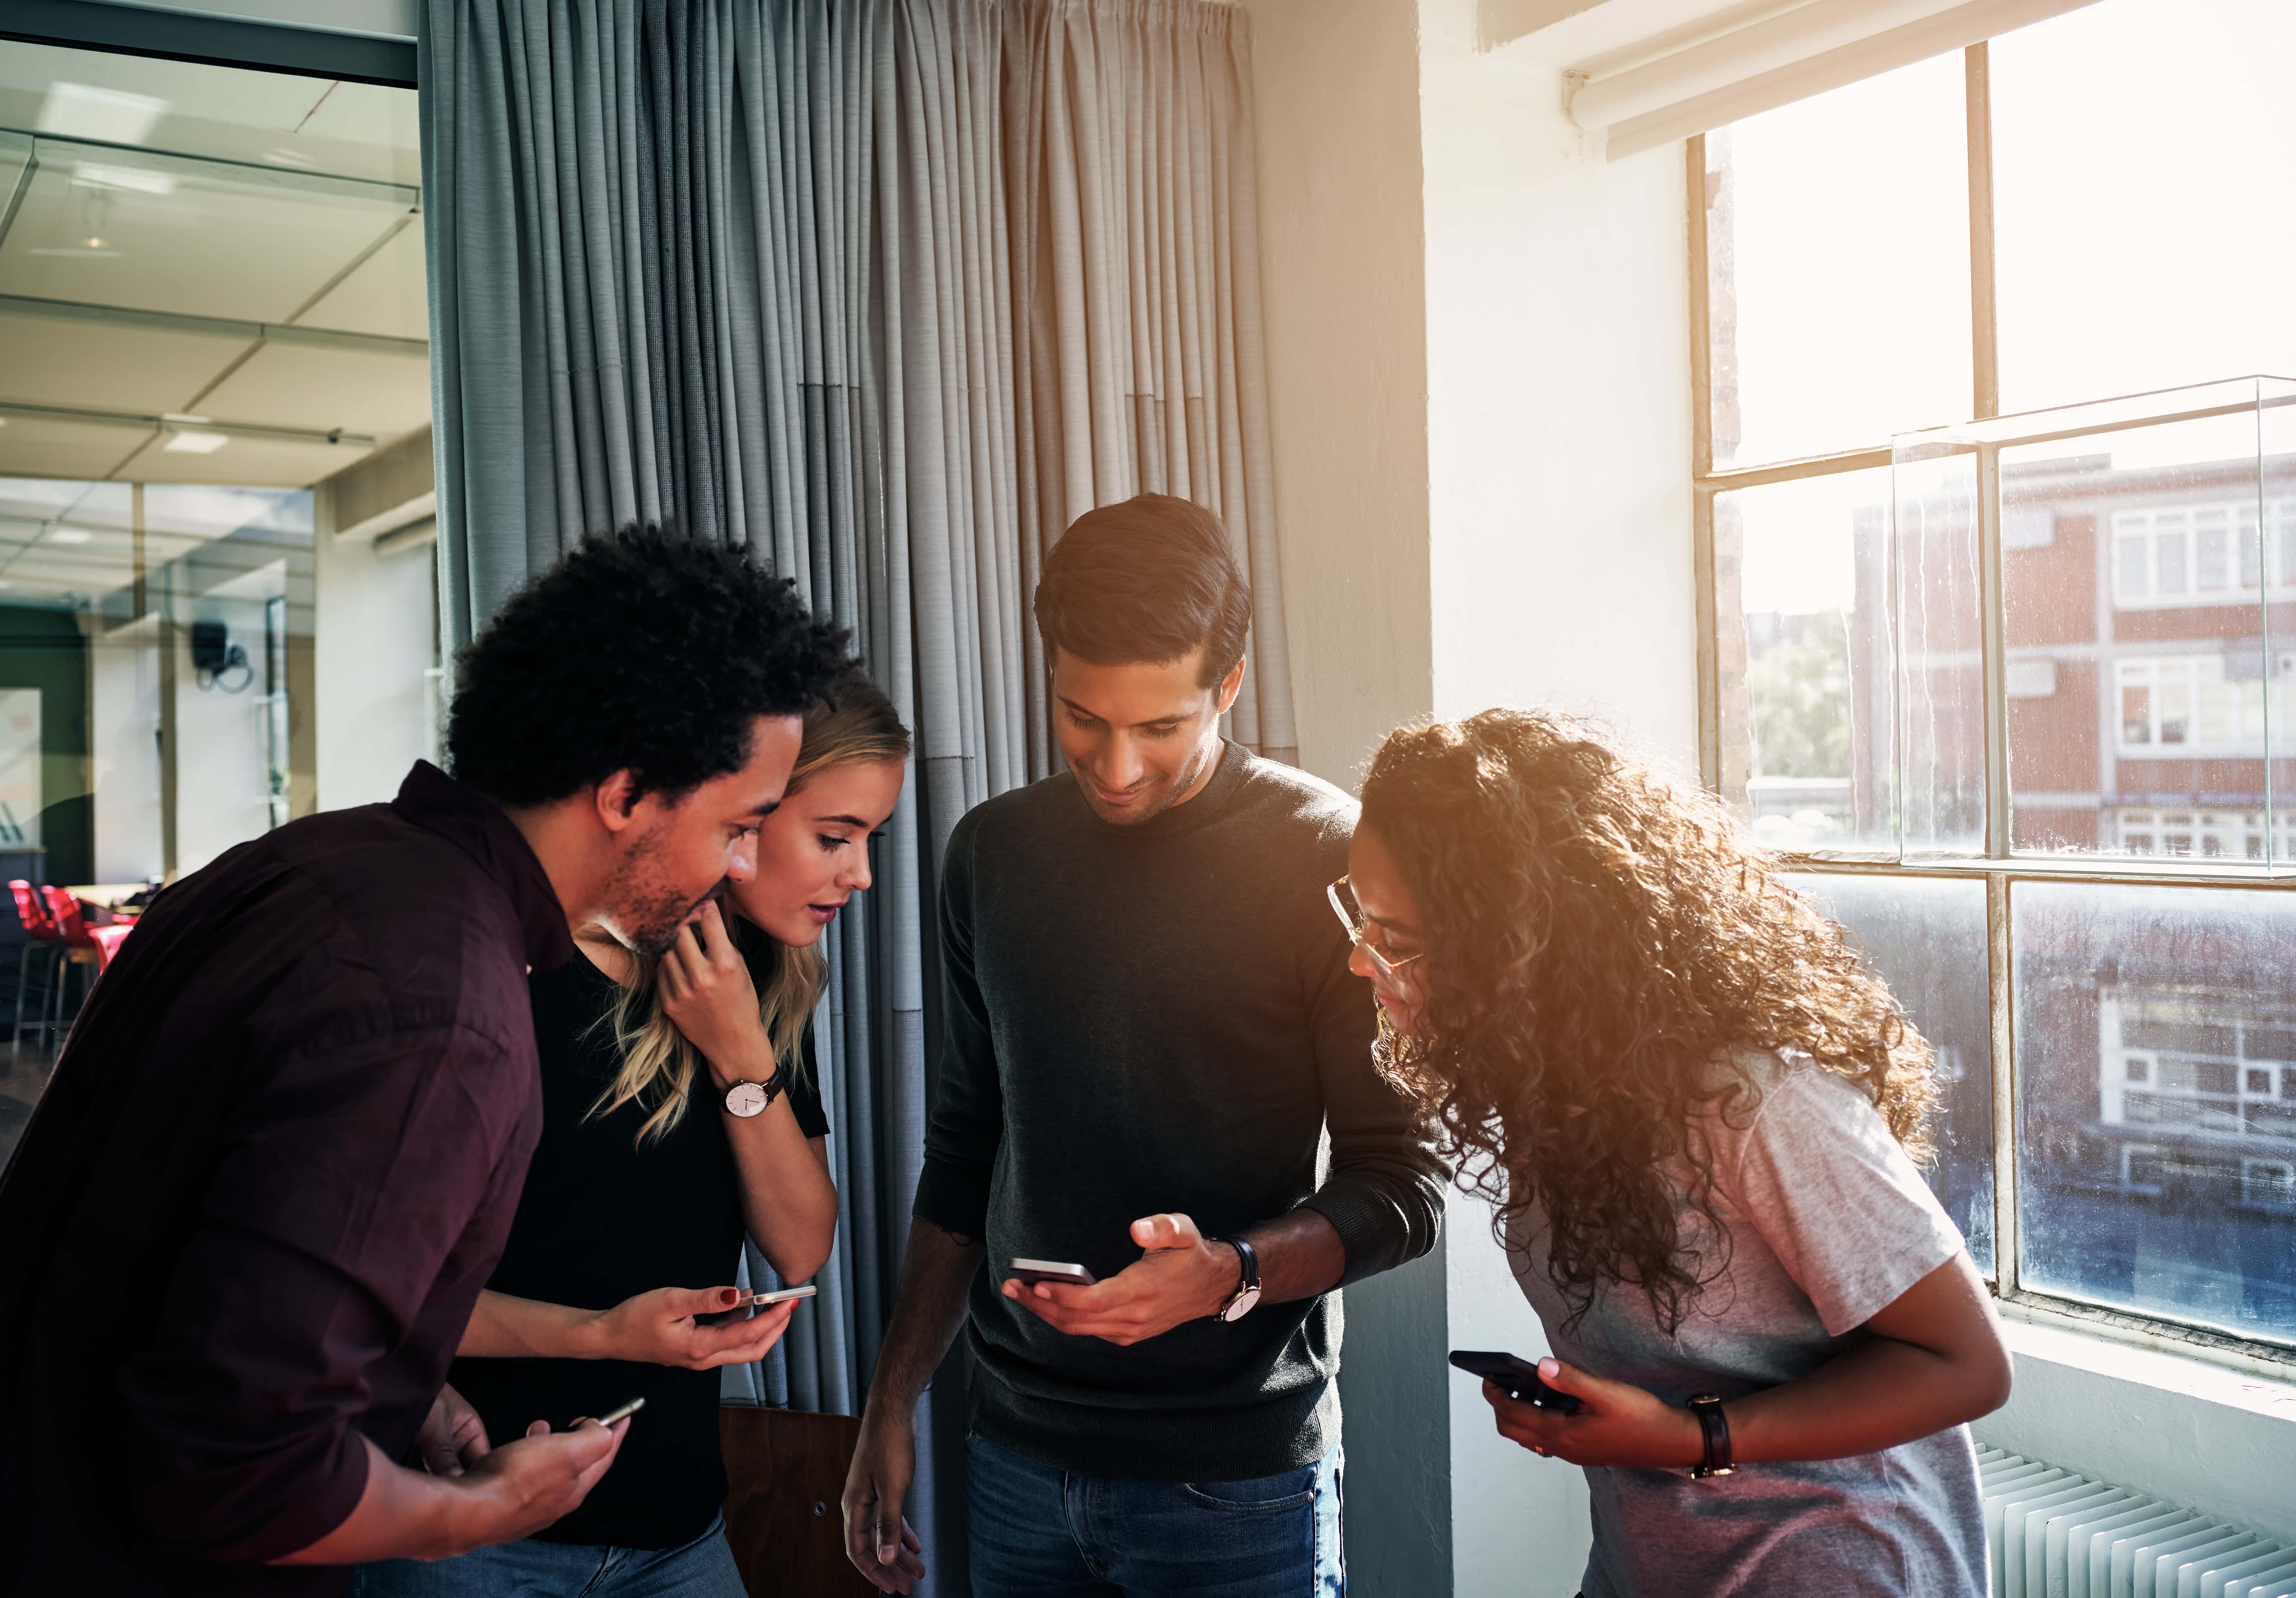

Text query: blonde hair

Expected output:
[588,670,911,1145]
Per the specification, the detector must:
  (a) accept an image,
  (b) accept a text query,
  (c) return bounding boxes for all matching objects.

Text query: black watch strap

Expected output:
[1227,1236,1260,1292]
[1687,1394,1734,1479]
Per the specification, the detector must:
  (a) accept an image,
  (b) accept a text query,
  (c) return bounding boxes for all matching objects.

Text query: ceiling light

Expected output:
[72,161,175,196]
[38,82,168,145]
[48,529,93,545]
[164,431,229,456]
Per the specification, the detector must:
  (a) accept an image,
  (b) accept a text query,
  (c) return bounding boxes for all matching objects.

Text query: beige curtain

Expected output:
[1002,0,1297,770]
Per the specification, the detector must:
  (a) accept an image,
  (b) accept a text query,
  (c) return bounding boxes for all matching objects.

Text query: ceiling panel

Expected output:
[0,42,419,186]
[297,214,426,339]
[110,431,371,489]
[0,411,148,480]
[0,310,255,415]
[0,143,414,324]
[198,341,430,441]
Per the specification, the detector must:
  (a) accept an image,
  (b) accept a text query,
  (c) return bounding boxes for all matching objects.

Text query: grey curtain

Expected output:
[421,0,1284,1586]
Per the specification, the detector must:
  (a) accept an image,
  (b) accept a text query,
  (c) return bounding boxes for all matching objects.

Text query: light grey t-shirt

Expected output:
[1507,1050,1987,1598]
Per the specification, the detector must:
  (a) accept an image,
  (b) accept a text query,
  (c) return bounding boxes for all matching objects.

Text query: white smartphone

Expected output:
[746,1284,818,1305]
[1009,1258,1096,1288]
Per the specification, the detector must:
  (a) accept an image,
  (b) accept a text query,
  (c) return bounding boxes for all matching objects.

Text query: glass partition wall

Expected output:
[0,39,436,1134]
[1694,0,2296,1365]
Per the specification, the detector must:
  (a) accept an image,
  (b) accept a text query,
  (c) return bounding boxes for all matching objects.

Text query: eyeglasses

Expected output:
[1327,875,1424,995]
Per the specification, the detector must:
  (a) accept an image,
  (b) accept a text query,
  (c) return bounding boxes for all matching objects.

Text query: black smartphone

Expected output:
[1447,1349,1582,1414]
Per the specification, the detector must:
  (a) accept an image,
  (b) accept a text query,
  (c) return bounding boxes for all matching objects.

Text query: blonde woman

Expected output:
[1342,709,2010,1598]
[353,671,910,1598]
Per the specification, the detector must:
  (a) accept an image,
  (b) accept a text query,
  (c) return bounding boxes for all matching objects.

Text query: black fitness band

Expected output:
[1687,1394,1735,1479]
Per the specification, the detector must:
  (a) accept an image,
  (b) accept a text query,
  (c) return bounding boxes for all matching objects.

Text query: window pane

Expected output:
[1995,410,2274,856]
[1993,0,2296,413]
[1893,448,1988,856]
[2015,881,2296,1345]
[1716,469,1896,854]
[1785,873,1994,1273]
[1704,54,1971,469]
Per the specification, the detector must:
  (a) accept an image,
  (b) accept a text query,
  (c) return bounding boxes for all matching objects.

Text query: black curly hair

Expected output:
[446,524,850,807]
[1360,709,1938,1335]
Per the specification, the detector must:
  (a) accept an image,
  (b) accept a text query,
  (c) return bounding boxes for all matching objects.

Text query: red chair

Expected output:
[9,880,60,1062]
[40,886,106,1055]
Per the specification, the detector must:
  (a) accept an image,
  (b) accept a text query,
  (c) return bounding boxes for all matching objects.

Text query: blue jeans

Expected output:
[347,1513,744,1598]
[966,1433,1343,1598]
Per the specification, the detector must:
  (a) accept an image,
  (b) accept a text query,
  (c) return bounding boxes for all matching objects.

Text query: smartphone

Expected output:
[587,1395,646,1428]
[1447,1349,1582,1414]
[1008,1258,1096,1288]
[746,1284,818,1306]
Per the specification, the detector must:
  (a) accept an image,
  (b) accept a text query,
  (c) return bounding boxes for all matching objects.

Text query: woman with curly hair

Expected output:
[1341,708,2010,1597]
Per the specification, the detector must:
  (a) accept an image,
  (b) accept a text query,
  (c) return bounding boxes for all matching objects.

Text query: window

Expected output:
[1694,0,2296,1361]
[0,41,436,1158]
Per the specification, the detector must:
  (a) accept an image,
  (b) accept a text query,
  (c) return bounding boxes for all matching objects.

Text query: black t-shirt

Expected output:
[449,943,828,1549]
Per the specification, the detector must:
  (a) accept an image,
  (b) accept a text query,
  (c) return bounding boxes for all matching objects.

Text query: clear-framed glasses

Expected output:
[1327,875,1423,995]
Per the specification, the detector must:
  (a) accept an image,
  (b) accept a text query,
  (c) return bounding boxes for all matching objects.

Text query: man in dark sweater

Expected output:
[0,527,847,1596]
[842,496,1444,1597]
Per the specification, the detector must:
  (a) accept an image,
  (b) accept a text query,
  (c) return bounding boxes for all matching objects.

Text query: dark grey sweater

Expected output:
[913,741,1445,1481]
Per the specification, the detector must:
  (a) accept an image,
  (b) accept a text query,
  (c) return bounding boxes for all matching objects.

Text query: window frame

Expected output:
[1688,41,2296,1377]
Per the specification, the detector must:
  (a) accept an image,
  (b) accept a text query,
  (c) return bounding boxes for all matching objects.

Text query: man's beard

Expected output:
[598,830,716,956]
[1082,735,1219,827]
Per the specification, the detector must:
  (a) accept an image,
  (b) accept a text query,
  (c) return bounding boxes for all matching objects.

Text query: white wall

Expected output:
[172,593,278,875]
[89,618,162,885]
[313,526,436,813]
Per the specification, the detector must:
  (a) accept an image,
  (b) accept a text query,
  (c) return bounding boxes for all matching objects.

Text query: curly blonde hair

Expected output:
[1358,708,1937,1332]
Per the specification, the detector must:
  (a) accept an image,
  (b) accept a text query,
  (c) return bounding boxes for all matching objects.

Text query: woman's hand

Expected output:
[659,901,772,1088]
[586,1285,800,1370]
[1482,1358,1704,1470]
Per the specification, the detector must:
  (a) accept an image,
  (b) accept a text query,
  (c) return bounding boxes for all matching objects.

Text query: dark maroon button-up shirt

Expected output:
[0,762,574,1597]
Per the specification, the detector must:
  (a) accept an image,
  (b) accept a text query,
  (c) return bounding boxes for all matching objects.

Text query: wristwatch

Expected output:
[1686,1394,1735,1479]
[1211,1236,1262,1323]
[722,1063,789,1119]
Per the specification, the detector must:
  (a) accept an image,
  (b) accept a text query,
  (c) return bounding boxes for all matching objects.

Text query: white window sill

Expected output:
[1976,1309,2296,1544]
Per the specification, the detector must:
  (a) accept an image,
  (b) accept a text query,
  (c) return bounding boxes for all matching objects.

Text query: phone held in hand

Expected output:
[697,1284,817,1326]
[586,1395,646,1428]
[1447,1349,1583,1414]
[746,1284,817,1305]
[1008,1258,1096,1288]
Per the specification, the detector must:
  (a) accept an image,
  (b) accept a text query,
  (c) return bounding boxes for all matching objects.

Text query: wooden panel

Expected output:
[719,1406,877,1598]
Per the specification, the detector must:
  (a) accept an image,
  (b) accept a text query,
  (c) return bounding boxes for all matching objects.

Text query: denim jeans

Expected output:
[347,1513,745,1598]
[966,1433,1344,1598]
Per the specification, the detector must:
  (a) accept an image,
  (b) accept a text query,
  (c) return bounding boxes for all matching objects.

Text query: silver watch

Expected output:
[723,1067,786,1118]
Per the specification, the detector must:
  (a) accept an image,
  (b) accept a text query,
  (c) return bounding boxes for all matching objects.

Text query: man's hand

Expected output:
[1481,1357,1703,1470]
[415,1383,491,1477]
[841,1410,927,1593]
[456,1417,631,1551]
[588,1285,798,1370]
[999,1213,1239,1346]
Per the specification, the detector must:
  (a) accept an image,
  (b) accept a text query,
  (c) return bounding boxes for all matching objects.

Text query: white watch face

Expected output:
[724,1081,770,1118]
[1220,1285,1262,1323]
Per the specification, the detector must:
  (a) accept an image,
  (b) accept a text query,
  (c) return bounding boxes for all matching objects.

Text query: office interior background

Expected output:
[0,0,2291,1593]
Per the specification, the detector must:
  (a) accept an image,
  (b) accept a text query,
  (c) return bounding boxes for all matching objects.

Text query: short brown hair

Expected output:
[1034,493,1250,687]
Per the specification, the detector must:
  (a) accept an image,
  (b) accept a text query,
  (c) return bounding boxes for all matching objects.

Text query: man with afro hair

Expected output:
[0,525,846,1598]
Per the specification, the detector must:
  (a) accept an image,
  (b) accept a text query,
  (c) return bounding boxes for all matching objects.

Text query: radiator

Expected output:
[1979,1446,2296,1598]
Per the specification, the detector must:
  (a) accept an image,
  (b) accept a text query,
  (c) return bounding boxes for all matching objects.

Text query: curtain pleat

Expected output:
[423,3,1285,1588]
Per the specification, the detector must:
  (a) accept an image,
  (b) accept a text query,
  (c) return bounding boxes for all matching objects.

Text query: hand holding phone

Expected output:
[1447,1349,1584,1414]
